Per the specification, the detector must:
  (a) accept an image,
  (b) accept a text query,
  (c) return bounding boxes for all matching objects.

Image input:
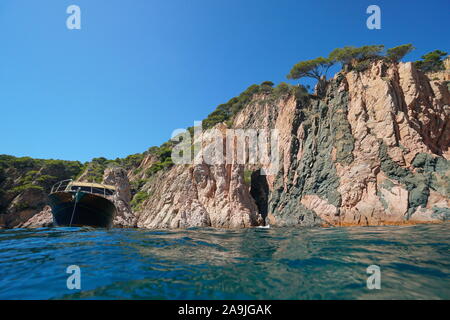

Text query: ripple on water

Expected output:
[0,223,449,299]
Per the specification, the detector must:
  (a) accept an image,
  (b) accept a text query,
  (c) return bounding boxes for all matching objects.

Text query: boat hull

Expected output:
[48,191,116,228]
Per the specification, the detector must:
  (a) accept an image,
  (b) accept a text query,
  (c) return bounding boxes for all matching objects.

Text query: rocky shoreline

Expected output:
[1,59,449,229]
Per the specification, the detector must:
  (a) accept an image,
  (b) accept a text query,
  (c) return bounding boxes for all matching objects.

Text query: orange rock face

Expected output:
[130,60,449,229]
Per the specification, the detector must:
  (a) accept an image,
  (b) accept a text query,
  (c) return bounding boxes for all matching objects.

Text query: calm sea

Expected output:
[0,223,449,299]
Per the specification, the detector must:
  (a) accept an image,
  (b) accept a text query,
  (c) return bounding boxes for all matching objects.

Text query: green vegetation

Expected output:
[76,154,145,183]
[286,45,386,91]
[130,191,150,211]
[244,169,252,186]
[79,157,109,183]
[1,156,35,170]
[201,83,263,130]
[415,50,448,73]
[328,45,384,72]
[9,184,44,194]
[114,153,145,171]
[273,82,291,97]
[386,44,415,62]
[286,44,443,89]
[145,143,174,176]
[293,84,310,101]
[287,57,333,81]
[0,155,84,200]
[260,81,274,93]
[130,179,147,192]
[330,45,384,64]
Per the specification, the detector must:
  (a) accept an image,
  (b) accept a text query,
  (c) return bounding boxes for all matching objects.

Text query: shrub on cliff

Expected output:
[293,84,310,102]
[261,81,274,87]
[79,159,108,183]
[9,184,44,194]
[415,50,448,73]
[273,82,292,97]
[144,145,174,176]
[260,81,274,93]
[114,153,145,171]
[386,44,415,62]
[130,179,147,192]
[130,191,150,211]
[202,84,262,130]
[6,157,35,170]
[35,175,58,189]
[0,155,83,188]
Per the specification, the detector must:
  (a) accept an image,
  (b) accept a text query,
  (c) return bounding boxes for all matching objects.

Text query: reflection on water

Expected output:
[0,223,449,299]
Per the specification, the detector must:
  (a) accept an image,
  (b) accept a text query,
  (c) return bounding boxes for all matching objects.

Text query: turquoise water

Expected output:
[0,223,449,300]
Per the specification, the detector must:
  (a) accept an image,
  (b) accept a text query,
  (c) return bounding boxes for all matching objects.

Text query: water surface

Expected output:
[0,223,449,299]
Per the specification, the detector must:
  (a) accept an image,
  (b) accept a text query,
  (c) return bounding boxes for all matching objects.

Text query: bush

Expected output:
[130,179,147,192]
[19,170,39,185]
[146,163,164,176]
[244,170,252,186]
[116,153,145,170]
[9,184,44,194]
[131,191,150,211]
[202,84,262,130]
[293,85,310,102]
[261,81,274,87]
[10,157,36,169]
[273,82,292,97]
[353,60,372,73]
[35,175,58,188]
[145,157,174,176]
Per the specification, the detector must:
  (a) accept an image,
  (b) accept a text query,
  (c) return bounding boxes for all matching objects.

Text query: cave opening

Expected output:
[250,170,269,225]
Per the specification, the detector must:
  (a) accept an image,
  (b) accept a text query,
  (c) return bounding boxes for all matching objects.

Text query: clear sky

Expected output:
[1,0,449,162]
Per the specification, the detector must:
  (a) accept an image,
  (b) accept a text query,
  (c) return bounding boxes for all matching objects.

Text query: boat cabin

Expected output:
[51,180,116,197]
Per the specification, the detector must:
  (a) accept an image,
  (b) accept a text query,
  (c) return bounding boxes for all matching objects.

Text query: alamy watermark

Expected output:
[66,265,81,290]
[170,121,280,175]
[66,5,81,30]
[366,265,381,289]
[366,5,381,30]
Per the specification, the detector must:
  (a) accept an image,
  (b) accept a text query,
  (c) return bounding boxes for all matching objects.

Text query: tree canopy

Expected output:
[328,45,384,66]
[287,57,334,81]
[386,44,415,62]
[415,50,448,73]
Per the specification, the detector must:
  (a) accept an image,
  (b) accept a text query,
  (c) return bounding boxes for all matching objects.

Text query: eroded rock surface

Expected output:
[103,167,136,227]
[265,62,450,226]
[2,60,449,229]
[136,124,263,229]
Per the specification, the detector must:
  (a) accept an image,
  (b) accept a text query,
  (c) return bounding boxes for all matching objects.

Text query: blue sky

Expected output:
[1,0,449,162]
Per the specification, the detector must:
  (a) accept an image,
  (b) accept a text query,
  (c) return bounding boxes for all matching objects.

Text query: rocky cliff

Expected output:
[266,61,450,226]
[133,60,450,228]
[1,59,449,229]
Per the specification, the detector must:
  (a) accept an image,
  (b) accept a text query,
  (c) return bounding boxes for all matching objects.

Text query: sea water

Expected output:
[0,223,449,299]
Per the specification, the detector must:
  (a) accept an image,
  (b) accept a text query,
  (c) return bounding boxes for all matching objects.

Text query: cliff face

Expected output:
[135,124,264,229]
[2,60,449,229]
[133,61,450,228]
[265,61,450,226]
